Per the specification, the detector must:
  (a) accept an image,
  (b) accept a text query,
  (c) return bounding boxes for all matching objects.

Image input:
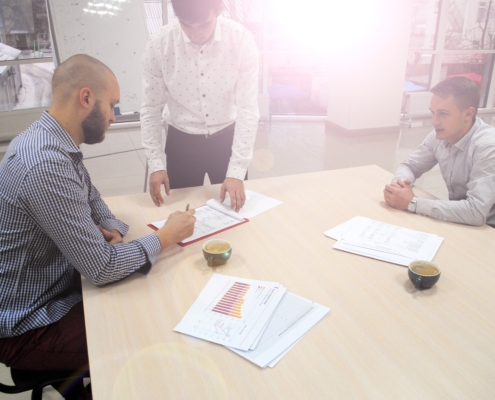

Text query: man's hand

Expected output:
[220,178,245,212]
[98,226,123,244]
[155,209,196,249]
[149,170,170,207]
[383,179,415,211]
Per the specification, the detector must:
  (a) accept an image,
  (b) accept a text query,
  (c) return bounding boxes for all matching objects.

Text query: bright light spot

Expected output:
[105,4,112,9]
[89,10,96,13]
[269,0,378,52]
[97,10,107,14]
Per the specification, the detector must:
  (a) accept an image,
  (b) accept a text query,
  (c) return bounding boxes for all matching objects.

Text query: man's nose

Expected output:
[431,114,440,126]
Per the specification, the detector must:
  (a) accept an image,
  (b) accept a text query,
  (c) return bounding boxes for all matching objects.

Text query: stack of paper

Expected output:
[174,274,330,368]
[324,216,444,266]
[148,190,282,246]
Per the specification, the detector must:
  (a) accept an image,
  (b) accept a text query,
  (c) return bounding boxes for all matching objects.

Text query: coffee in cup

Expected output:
[202,239,232,267]
[408,260,441,290]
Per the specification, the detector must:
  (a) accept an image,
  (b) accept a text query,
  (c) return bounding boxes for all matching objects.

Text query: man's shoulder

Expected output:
[219,17,253,42]
[474,118,495,138]
[10,121,68,169]
[147,20,180,46]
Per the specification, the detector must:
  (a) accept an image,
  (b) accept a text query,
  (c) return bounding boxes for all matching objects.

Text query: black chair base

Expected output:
[0,367,89,400]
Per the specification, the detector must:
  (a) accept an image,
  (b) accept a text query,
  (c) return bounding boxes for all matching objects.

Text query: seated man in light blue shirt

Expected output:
[384,77,495,228]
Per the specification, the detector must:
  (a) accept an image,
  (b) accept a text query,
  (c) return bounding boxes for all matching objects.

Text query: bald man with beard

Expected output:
[0,55,195,397]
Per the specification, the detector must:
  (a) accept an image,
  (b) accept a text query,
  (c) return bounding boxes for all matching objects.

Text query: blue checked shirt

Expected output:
[0,112,162,338]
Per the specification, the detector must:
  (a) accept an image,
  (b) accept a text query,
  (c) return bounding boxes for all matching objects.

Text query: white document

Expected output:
[325,216,444,266]
[174,274,287,351]
[228,292,330,369]
[208,190,282,219]
[149,190,280,243]
[150,205,246,244]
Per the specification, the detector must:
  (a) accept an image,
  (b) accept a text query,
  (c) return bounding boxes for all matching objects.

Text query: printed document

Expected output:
[324,216,443,266]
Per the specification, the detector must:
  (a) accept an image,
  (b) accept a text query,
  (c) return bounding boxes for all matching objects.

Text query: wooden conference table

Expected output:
[81,165,495,399]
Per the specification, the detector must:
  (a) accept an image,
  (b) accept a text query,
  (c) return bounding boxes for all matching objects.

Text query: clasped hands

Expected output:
[149,170,246,212]
[383,179,415,211]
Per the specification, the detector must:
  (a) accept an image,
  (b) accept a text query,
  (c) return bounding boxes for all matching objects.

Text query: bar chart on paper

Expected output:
[174,275,287,350]
[211,282,249,318]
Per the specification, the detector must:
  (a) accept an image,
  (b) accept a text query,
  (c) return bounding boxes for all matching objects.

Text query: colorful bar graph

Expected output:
[212,282,250,319]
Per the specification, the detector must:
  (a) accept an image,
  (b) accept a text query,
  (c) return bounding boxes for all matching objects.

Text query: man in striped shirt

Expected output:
[384,77,495,228]
[0,55,195,383]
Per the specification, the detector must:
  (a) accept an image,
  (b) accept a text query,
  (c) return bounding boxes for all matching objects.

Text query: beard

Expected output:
[81,100,107,145]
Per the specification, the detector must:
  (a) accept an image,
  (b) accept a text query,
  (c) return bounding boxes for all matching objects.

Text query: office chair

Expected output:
[0,367,89,400]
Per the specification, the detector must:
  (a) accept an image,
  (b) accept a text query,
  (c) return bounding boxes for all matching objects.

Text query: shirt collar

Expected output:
[180,15,222,45]
[40,111,81,155]
[452,117,480,151]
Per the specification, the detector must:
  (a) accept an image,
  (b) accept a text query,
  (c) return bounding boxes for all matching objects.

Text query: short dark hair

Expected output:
[171,0,223,22]
[431,77,480,115]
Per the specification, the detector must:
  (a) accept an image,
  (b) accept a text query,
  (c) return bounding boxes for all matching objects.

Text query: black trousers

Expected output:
[165,124,246,189]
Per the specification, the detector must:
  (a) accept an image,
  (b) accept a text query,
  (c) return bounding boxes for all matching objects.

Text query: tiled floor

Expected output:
[3,114,495,398]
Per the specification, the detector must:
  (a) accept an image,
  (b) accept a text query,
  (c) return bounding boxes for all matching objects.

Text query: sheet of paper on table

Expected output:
[174,274,329,368]
[324,216,444,266]
[174,274,287,351]
[148,190,282,244]
[228,292,330,369]
[209,189,283,219]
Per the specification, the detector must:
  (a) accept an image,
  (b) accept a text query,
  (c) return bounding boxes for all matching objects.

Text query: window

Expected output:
[0,0,54,111]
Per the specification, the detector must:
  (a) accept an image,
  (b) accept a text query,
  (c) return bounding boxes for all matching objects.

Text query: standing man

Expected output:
[0,54,195,382]
[141,0,260,212]
[384,77,495,227]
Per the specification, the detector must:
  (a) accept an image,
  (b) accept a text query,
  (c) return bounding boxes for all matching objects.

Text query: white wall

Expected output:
[326,0,414,132]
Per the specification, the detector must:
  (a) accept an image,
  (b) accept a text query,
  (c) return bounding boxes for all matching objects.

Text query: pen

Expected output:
[185,203,190,211]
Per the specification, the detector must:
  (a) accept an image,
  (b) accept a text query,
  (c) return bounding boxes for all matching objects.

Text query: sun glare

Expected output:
[269,0,378,52]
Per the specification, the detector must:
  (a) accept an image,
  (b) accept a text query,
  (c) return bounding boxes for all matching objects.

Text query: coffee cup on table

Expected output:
[408,260,441,290]
[202,239,232,267]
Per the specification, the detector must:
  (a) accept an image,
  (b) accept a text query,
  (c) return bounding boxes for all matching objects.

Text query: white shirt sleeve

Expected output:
[415,143,495,226]
[141,38,168,175]
[227,32,260,180]
[392,131,438,184]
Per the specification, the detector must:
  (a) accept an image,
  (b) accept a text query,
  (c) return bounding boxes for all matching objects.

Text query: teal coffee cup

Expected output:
[202,239,232,267]
[408,260,441,290]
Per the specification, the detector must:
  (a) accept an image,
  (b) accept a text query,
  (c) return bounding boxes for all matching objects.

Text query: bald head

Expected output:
[52,54,116,103]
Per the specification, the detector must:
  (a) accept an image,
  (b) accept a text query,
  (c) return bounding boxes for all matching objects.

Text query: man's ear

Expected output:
[79,87,92,109]
[465,106,476,120]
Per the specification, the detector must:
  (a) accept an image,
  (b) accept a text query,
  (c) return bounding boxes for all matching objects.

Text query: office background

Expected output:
[1,1,495,397]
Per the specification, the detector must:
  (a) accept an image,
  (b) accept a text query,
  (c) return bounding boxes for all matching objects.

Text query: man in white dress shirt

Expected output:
[384,77,495,228]
[141,0,259,212]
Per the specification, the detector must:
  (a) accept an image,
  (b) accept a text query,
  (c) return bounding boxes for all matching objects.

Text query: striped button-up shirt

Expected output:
[394,117,495,227]
[141,16,260,180]
[0,112,161,338]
